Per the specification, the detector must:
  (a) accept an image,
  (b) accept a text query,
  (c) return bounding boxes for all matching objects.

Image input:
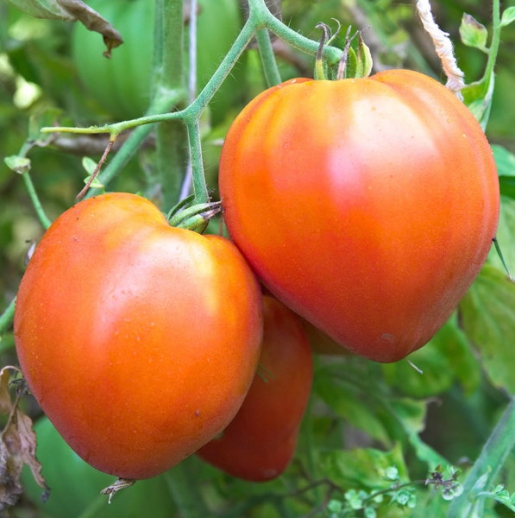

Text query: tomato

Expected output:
[219,70,500,363]
[14,192,263,479]
[197,296,313,482]
[22,417,175,518]
[302,320,350,356]
[72,0,245,122]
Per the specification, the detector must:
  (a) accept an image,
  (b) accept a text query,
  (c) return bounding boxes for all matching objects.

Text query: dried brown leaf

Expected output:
[0,367,49,511]
[6,0,123,57]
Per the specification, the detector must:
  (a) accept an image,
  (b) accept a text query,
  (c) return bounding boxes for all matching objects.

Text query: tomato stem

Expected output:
[256,29,282,87]
[7,139,52,229]
[154,0,189,209]
[185,119,210,205]
[314,23,330,80]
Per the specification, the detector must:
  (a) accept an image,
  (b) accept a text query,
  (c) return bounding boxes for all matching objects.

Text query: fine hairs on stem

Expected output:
[416,0,465,97]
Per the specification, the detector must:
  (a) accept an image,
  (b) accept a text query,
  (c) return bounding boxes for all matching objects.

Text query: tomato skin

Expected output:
[14,193,263,479]
[219,70,500,363]
[197,296,313,482]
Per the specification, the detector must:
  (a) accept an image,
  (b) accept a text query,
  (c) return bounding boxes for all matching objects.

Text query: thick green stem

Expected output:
[447,396,515,518]
[256,29,282,87]
[154,0,188,209]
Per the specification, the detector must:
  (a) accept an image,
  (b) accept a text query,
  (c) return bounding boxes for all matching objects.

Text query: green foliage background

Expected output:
[1,0,515,517]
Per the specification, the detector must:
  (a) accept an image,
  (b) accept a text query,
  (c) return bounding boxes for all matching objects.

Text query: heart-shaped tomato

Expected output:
[219,70,499,362]
[14,193,263,479]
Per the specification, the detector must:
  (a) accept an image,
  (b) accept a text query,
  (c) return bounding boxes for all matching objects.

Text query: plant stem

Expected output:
[447,396,515,518]
[483,0,501,87]
[22,172,52,229]
[13,140,52,229]
[0,297,15,336]
[154,0,188,209]
[86,91,185,200]
[256,29,282,87]
[185,119,209,204]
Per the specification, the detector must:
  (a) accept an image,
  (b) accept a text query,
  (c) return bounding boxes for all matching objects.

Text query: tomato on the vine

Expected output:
[219,70,500,363]
[72,0,245,122]
[14,193,263,479]
[197,296,313,482]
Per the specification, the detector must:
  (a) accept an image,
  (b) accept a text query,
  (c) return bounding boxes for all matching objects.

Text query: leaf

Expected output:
[459,14,489,52]
[320,443,410,490]
[355,35,373,79]
[3,156,31,175]
[6,0,123,57]
[460,265,515,393]
[501,7,515,27]
[0,367,49,510]
[489,196,515,277]
[383,316,481,398]
[493,146,515,200]
[461,75,495,130]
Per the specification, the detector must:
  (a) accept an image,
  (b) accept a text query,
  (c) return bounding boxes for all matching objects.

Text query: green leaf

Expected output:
[81,156,98,176]
[493,146,515,200]
[4,156,31,174]
[501,7,515,27]
[489,196,515,276]
[461,75,495,130]
[460,13,489,52]
[320,444,409,490]
[493,145,515,178]
[355,35,373,78]
[460,265,515,393]
[406,432,450,468]
[383,316,481,398]
[314,362,392,445]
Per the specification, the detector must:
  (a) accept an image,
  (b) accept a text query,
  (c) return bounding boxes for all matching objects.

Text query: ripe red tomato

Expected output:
[14,193,263,479]
[197,296,313,482]
[219,70,500,363]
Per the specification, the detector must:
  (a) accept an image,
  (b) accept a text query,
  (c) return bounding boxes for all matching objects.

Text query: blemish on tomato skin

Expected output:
[195,410,200,418]
[380,333,395,344]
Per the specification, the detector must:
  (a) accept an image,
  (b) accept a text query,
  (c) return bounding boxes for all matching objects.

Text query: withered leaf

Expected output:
[6,0,123,57]
[0,367,49,510]
[100,478,135,504]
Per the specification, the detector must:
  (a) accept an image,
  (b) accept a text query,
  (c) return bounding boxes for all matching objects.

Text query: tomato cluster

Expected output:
[14,34,499,500]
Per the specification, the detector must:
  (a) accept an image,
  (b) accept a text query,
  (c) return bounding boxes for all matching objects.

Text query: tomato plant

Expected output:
[14,192,263,480]
[219,70,500,363]
[71,0,245,122]
[197,295,313,482]
[22,417,176,518]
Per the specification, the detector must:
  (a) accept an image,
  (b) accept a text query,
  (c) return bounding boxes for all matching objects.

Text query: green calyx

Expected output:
[314,23,373,81]
[167,195,221,233]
